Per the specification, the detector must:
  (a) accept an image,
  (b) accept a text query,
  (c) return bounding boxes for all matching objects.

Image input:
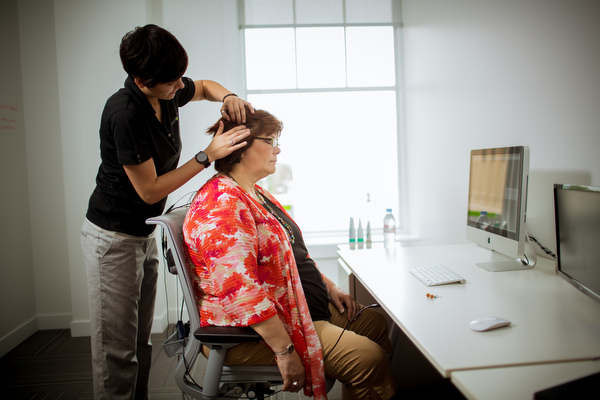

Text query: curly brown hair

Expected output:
[207,109,283,173]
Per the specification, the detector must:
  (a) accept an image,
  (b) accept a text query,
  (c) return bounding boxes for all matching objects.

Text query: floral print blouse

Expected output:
[183,174,327,399]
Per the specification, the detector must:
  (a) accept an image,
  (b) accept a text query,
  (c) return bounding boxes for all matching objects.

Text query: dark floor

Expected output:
[0,328,181,399]
[0,329,465,400]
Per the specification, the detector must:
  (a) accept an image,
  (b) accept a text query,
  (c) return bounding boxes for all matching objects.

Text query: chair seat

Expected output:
[195,326,264,344]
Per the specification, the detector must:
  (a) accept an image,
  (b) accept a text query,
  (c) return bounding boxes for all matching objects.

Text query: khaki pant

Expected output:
[207,303,397,400]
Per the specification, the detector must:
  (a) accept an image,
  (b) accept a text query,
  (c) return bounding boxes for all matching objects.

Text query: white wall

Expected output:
[53,0,150,336]
[402,0,600,245]
[0,0,37,356]
[2,0,600,354]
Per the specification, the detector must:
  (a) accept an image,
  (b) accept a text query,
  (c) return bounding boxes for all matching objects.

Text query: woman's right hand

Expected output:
[276,351,306,392]
[250,317,305,392]
[203,121,250,162]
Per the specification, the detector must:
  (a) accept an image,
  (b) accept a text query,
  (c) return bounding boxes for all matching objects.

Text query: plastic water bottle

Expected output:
[476,211,490,231]
[383,209,396,249]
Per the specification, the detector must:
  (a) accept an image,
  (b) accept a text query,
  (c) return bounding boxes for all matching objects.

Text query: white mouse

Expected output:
[470,317,511,332]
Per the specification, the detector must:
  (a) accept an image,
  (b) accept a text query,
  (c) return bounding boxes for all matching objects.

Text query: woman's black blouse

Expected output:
[262,196,332,321]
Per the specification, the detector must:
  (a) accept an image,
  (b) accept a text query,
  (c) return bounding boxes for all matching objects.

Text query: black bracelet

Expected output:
[222,93,238,102]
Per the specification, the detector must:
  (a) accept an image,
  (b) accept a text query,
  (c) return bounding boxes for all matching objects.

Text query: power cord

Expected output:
[322,303,381,361]
[159,195,194,337]
[261,304,384,400]
[528,233,556,259]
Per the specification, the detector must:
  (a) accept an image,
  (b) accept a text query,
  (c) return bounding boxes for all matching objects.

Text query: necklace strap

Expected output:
[257,192,296,244]
[221,174,295,244]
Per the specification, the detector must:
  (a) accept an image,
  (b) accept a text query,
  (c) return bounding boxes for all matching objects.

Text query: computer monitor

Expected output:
[554,184,600,303]
[466,146,536,271]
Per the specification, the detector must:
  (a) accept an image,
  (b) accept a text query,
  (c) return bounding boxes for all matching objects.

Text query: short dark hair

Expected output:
[119,24,188,87]
[207,109,284,173]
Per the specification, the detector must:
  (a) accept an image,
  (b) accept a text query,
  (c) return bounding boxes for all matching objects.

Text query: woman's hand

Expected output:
[329,284,360,320]
[192,80,254,124]
[220,95,255,124]
[203,121,250,162]
[276,352,306,392]
[250,316,306,392]
[321,274,360,320]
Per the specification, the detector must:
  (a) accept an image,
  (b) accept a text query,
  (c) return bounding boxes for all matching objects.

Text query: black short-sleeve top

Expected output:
[86,76,195,236]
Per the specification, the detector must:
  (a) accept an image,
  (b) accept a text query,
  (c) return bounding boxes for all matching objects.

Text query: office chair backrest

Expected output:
[147,208,202,362]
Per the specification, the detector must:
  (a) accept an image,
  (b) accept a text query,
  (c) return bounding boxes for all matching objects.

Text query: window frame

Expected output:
[238,0,407,240]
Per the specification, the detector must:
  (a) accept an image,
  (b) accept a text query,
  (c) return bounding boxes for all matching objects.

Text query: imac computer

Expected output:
[466,146,536,271]
[554,184,600,303]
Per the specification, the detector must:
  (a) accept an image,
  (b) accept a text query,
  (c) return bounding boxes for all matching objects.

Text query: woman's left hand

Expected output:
[329,285,360,320]
[204,121,250,162]
[220,96,255,124]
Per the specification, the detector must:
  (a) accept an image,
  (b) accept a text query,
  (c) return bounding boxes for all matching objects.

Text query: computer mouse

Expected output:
[469,317,511,332]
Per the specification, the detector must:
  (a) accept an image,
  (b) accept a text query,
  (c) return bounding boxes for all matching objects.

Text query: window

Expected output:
[241,0,403,237]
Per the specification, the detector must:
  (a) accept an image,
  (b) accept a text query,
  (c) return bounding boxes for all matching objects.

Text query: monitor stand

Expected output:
[477,259,534,272]
[477,237,537,272]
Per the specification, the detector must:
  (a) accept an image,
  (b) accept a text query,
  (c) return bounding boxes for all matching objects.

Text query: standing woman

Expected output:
[80,24,252,399]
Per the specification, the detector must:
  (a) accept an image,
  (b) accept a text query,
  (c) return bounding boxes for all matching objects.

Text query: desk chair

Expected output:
[147,208,283,400]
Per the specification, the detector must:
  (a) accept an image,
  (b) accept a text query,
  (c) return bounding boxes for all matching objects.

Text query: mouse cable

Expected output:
[322,303,380,361]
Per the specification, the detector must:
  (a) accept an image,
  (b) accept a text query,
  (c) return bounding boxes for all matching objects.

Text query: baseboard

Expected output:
[1,313,75,357]
[1,310,181,349]
[70,318,91,337]
[151,309,169,334]
[0,316,38,358]
[69,308,180,338]
[37,312,73,330]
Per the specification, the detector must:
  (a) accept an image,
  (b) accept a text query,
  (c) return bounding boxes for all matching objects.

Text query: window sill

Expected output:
[304,232,420,259]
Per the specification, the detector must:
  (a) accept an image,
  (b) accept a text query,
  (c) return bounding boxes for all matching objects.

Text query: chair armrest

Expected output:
[194,326,263,344]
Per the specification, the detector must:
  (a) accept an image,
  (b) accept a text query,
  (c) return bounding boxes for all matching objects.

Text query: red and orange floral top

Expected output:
[183,174,327,399]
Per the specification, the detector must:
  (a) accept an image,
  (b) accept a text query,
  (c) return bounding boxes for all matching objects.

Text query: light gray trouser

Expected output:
[81,219,159,400]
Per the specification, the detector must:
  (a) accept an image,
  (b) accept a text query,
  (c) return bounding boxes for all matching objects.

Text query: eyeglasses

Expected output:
[254,137,280,148]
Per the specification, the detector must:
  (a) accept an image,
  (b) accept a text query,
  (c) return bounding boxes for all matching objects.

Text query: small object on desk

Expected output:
[349,217,356,250]
[426,292,438,299]
[469,317,511,332]
[357,219,364,249]
[409,264,466,286]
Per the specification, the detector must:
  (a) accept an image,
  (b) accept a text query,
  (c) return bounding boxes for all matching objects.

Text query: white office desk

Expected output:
[452,360,600,400]
[337,243,600,380]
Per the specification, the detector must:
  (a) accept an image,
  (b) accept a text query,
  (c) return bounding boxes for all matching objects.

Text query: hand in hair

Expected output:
[220,96,255,124]
[204,121,250,163]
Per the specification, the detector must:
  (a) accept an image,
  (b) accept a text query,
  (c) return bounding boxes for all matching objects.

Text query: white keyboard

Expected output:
[409,264,466,286]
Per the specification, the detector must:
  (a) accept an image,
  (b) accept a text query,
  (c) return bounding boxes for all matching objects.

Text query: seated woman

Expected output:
[183,109,398,400]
